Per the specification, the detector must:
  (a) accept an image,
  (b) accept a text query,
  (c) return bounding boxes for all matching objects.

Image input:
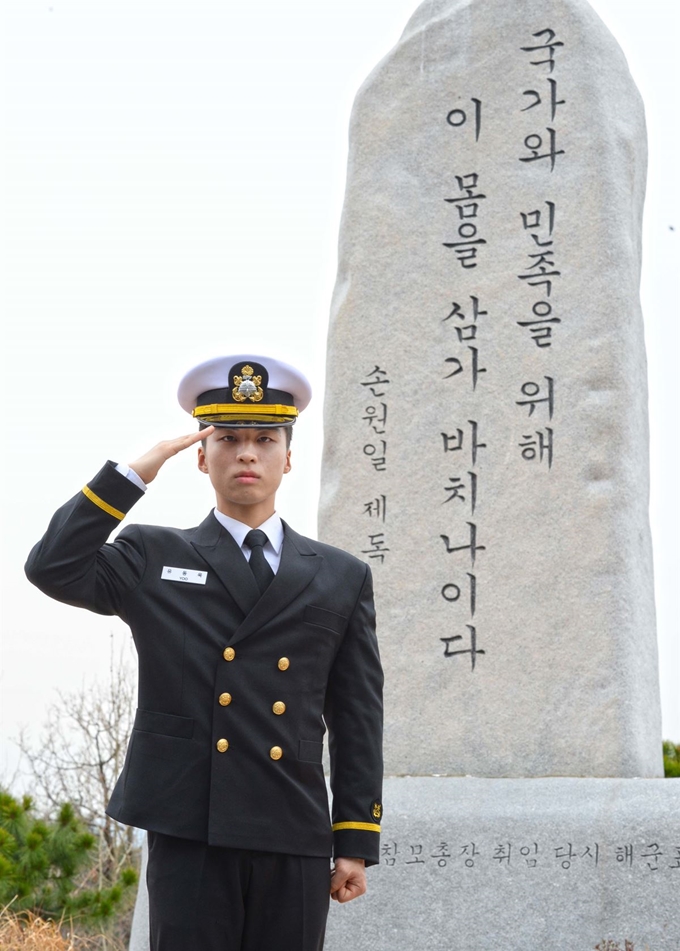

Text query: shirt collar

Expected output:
[212,509,284,554]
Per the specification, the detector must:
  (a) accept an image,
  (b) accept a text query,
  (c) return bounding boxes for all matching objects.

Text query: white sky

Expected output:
[1,0,678,786]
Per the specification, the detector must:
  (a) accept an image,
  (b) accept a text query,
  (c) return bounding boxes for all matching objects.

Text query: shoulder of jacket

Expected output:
[116,522,198,542]
[296,534,367,571]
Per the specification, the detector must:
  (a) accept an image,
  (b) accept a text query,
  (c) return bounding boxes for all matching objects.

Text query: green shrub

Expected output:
[0,790,137,926]
[663,740,680,778]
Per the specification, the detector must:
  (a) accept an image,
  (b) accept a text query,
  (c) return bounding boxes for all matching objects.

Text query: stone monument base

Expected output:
[129,777,680,951]
[325,777,679,951]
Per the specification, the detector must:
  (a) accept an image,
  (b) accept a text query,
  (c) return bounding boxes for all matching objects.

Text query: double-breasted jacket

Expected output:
[25,462,384,865]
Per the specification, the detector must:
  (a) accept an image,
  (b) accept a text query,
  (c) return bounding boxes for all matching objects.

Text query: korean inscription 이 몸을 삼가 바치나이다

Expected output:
[319,0,661,780]
[356,30,567,670]
[436,26,566,670]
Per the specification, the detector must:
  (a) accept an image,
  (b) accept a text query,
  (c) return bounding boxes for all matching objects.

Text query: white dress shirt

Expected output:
[116,462,148,493]
[212,509,284,574]
[116,463,283,573]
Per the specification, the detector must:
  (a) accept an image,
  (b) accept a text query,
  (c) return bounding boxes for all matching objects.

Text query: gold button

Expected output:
[277,657,290,671]
[272,701,286,715]
[216,738,229,753]
[223,647,235,661]
[270,746,283,760]
[219,693,232,706]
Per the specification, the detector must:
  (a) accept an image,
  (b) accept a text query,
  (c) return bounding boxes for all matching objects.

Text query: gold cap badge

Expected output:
[232,365,264,403]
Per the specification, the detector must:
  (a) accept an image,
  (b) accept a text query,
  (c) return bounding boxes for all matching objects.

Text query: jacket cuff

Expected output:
[332,826,381,868]
[81,461,145,521]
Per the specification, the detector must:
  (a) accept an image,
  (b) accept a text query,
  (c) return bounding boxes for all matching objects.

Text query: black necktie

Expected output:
[244,529,275,595]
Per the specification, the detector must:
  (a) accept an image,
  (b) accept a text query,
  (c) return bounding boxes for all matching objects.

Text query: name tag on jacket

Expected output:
[161,566,208,585]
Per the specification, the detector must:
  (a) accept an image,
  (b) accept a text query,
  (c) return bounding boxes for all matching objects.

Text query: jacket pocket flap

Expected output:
[134,708,194,739]
[298,739,323,764]
[304,605,347,634]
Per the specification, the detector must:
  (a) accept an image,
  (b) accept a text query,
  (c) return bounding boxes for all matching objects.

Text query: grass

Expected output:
[0,907,125,951]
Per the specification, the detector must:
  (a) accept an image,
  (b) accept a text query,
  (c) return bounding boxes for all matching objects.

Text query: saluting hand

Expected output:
[128,427,215,485]
[330,857,367,903]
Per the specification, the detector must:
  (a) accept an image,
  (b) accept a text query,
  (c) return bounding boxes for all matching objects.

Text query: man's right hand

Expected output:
[128,427,214,485]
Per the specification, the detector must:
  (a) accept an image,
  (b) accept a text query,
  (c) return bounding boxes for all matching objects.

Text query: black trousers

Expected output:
[147,831,331,951]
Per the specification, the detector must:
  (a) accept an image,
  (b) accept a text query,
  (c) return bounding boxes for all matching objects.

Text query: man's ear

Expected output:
[283,449,292,474]
[197,444,208,474]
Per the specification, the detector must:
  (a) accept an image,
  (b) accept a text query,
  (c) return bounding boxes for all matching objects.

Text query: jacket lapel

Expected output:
[190,513,261,617]
[230,520,322,645]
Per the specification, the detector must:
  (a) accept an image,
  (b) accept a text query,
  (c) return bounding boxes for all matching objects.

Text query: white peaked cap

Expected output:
[177,354,312,427]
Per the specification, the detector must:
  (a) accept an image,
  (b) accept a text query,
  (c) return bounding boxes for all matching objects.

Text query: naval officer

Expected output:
[25,355,384,951]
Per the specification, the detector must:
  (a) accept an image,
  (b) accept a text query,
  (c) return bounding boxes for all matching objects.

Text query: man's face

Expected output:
[197,427,291,517]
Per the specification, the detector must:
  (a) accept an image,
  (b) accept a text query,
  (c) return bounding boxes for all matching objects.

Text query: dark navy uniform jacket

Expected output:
[25,462,384,865]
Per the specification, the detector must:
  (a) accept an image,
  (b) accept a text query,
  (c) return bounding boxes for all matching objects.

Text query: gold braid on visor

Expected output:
[193,403,298,424]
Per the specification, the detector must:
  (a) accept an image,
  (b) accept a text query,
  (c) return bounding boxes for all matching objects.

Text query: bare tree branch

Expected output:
[14,636,139,886]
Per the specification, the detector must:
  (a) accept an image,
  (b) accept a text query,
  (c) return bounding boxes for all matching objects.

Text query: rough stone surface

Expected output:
[129,778,680,951]
[323,778,680,951]
[319,0,662,778]
[128,850,149,951]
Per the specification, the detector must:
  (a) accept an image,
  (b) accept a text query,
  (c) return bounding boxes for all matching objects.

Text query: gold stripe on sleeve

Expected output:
[332,821,381,833]
[82,486,125,521]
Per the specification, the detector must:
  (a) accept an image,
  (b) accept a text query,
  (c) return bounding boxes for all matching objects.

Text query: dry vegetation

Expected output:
[0,910,92,951]
[0,907,131,951]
